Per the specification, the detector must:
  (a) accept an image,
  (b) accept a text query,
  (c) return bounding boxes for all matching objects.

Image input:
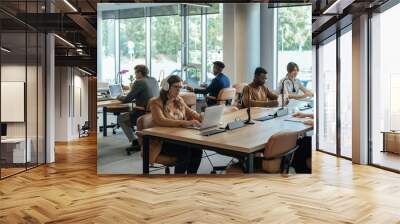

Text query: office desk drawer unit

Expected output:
[382,131,400,154]
[1,138,32,166]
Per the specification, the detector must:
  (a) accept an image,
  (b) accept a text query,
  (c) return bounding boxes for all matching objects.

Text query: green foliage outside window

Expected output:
[277,6,311,51]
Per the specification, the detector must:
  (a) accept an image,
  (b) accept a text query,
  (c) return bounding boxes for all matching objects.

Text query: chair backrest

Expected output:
[262,131,299,173]
[179,92,196,110]
[232,83,248,108]
[136,113,155,147]
[232,83,247,94]
[217,88,236,105]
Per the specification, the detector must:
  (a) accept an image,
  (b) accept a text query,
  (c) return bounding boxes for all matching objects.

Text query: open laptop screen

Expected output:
[109,84,123,98]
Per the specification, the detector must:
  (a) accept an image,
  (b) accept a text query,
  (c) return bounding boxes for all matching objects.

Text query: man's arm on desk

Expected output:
[118,81,144,103]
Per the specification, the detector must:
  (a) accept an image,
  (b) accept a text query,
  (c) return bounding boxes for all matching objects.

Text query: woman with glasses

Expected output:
[148,75,203,174]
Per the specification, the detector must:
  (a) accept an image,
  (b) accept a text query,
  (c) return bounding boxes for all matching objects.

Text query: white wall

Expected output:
[54,67,89,141]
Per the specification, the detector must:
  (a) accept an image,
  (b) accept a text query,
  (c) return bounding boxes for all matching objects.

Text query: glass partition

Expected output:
[317,37,337,155]
[0,3,46,179]
[370,4,400,171]
[1,31,28,177]
[339,29,352,158]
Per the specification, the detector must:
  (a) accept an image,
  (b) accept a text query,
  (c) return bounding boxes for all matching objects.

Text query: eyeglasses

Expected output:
[171,85,182,90]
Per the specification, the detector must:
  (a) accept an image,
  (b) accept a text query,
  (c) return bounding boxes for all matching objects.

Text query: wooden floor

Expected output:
[1,136,400,223]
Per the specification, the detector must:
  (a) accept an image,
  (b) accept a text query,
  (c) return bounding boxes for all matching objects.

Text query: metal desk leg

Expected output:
[245,153,254,173]
[143,135,150,175]
[103,106,107,137]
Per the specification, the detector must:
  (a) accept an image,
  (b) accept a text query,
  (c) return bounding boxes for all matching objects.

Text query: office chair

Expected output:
[206,88,236,106]
[232,83,247,108]
[136,113,176,174]
[78,121,90,138]
[255,131,300,174]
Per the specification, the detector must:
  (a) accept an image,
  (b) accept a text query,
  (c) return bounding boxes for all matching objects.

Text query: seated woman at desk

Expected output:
[278,62,313,100]
[293,112,314,126]
[149,75,203,174]
[242,67,278,108]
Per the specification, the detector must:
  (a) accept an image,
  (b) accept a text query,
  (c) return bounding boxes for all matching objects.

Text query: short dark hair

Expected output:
[287,62,299,73]
[254,67,267,76]
[134,64,149,77]
[213,61,225,69]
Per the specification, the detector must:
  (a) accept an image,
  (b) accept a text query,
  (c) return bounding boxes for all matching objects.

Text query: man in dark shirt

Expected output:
[117,65,159,148]
[187,61,230,106]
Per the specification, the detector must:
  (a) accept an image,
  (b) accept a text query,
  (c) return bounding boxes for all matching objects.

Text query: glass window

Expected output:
[371,4,400,171]
[339,29,352,158]
[206,8,223,84]
[101,19,116,84]
[317,38,337,155]
[119,18,146,85]
[187,15,202,86]
[151,15,182,82]
[277,6,312,90]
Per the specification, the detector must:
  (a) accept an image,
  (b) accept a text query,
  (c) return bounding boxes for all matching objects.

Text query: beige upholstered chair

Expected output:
[233,83,247,95]
[179,92,196,110]
[226,131,300,175]
[206,88,236,105]
[261,131,299,174]
[136,113,176,174]
[233,83,248,107]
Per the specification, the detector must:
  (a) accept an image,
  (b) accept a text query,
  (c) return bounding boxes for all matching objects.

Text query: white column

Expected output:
[260,5,276,89]
[46,33,55,163]
[223,3,261,84]
[223,4,236,83]
[236,3,261,84]
[352,14,369,164]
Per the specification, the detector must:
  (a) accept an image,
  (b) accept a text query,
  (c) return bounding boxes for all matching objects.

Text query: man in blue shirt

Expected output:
[187,61,230,106]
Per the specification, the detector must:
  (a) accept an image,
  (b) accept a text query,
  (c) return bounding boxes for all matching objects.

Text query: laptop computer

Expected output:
[187,104,225,130]
[109,84,123,99]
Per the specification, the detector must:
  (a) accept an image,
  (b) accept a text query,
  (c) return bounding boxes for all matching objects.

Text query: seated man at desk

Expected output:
[242,67,278,108]
[186,61,230,106]
[149,75,203,174]
[117,65,159,149]
[278,62,313,100]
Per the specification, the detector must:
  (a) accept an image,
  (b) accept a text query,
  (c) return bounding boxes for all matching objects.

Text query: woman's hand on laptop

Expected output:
[185,120,201,127]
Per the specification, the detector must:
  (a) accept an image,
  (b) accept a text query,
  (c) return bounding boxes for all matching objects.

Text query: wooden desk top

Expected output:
[97,99,123,108]
[141,107,314,154]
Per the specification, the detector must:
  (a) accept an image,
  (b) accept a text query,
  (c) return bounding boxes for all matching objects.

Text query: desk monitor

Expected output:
[109,84,123,98]
[1,123,7,137]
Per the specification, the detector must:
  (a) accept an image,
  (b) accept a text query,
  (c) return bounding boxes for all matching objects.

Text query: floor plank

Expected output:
[0,135,400,223]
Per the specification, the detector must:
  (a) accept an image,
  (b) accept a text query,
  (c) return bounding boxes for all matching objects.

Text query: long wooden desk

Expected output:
[141,106,313,174]
[97,99,130,136]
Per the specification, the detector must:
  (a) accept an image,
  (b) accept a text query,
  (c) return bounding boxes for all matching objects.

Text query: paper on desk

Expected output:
[284,117,309,123]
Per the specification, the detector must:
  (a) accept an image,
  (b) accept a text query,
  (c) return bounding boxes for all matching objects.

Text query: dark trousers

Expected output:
[162,142,203,174]
[130,109,146,126]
